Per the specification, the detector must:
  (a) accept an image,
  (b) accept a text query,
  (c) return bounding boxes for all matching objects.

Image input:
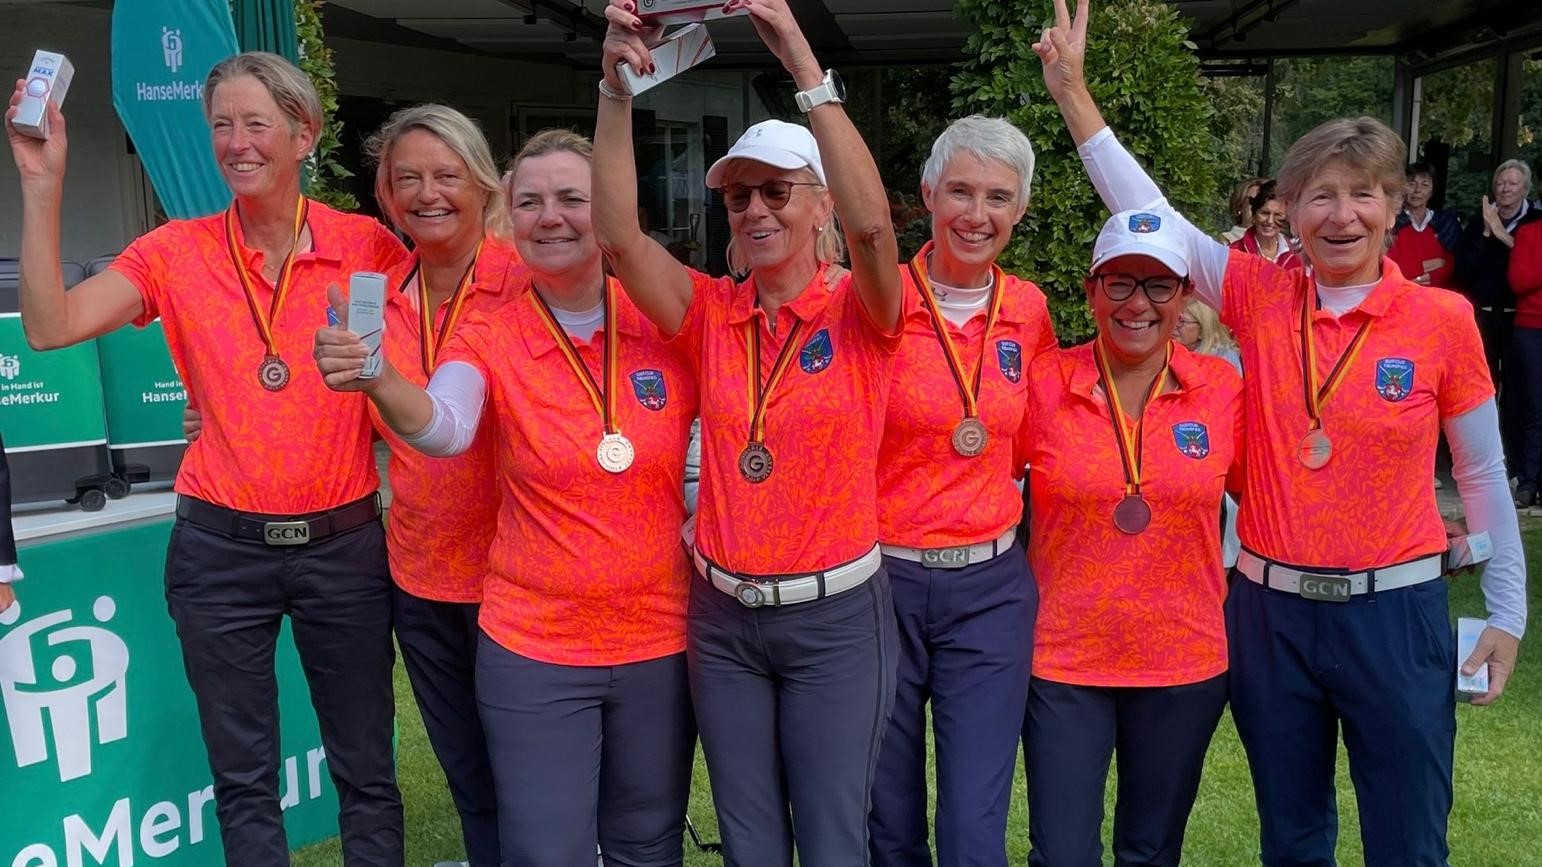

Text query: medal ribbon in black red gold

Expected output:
[224,196,309,387]
[1093,337,1172,497]
[416,239,483,375]
[1299,285,1373,432]
[529,277,621,436]
[908,251,1007,456]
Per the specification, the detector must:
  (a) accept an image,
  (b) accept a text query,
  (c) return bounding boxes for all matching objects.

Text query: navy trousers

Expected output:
[1023,674,1227,867]
[688,567,899,867]
[476,636,695,867]
[869,549,1036,867]
[165,515,402,867]
[1225,573,1457,867]
[394,589,500,867]
[1508,325,1542,488]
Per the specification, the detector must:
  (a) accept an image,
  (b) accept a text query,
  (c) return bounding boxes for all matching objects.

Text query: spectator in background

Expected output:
[1389,162,1460,287]
[1174,299,1242,570]
[1222,176,1266,244]
[1229,181,1300,269]
[1455,158,1541,474]
[1173,299,1240,372]
[1506,217,1542,506]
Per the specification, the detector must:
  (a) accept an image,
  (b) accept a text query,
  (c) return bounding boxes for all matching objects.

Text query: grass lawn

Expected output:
[295,526,1542,866]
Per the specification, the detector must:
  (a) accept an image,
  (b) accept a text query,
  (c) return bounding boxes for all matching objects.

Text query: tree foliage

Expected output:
[295,0,358,210]
[951,0,1218,342]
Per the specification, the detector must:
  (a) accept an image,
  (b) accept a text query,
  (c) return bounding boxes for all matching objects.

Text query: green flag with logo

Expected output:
[111,0,239,220]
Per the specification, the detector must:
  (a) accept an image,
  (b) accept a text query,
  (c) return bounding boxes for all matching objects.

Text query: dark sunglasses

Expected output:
[720,180,823,213]
[1091,273,1186,304]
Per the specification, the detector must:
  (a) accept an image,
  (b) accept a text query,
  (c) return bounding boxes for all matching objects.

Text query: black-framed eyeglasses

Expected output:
[720,180,823,213]
[1092,273,1186,304]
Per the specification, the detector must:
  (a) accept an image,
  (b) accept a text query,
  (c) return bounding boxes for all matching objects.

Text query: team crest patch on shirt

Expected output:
[1171,422,1210,459]
[997,339,1023,383]
[1129,212,1162,234]
[629,369,668,410]
[800,329,834,374]
[1375,357,1414,402]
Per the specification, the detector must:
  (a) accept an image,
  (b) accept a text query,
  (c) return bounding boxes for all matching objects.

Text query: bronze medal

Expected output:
[739,442,774,483]
[952,417,988,457]
[1298,429,1332,470]
[1113,494,1152,534]
[226,198,308,394]
[258,355,290,392]
[597,432,635,473]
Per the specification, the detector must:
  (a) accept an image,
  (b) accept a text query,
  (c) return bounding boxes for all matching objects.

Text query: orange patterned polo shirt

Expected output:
[672,267,901,575]
[878,244,1058,548]
[111,199,407,514]
[373,238,527,603]
[439,281,697,665]
[1024,343,1242,686]
[1220,252,1493,569]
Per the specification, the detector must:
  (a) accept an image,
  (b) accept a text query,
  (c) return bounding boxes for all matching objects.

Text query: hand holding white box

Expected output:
[347,273,388,379]
[12,50,74,140]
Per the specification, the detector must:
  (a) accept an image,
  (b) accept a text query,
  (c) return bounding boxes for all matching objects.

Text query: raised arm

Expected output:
[7,82,143,349]
[1033,0,1228,308]
[735,0,900,327]
[591,6,696,335]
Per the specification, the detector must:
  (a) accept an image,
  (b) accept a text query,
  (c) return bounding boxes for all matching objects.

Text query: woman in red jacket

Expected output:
[1506,217,1542,505]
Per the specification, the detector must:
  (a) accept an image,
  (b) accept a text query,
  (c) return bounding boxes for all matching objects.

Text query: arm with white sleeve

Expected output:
[1034,0,1228,307]
[1445,398,1527,704]
[395,361,488,458]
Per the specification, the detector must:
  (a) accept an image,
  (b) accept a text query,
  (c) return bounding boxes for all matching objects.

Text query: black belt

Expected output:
[175,493,382,547]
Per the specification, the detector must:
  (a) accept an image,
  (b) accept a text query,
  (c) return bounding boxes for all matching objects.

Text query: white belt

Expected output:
[694,544,882,608]
[880,526,1017,569]
[1237,548,1443,601]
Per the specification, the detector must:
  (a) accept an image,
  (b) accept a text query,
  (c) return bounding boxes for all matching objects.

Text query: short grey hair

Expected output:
[920,115,1036,207]
[365,104,511,240]
[204,52,323,146]
[1495,159,1533,196]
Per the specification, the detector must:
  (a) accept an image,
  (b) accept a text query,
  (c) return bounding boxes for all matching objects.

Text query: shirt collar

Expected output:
[903,240,1033,325]
[385,237,524,315]
[1296,257,1408,326]
[726,265,837,327]
[1069,339,1202,408]
[521,275,644,359]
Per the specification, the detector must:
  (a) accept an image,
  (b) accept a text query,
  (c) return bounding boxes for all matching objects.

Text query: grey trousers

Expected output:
[688,566,899,867]
[476,636,695,867]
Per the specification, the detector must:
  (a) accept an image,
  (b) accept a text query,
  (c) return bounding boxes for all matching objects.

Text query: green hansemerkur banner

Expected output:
[110,0,240,220]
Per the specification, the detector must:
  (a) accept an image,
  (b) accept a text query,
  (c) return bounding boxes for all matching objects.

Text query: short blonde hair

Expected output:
[721,164,846,278]
[1185,299,1237,357]
[204,52,322,147]
[364,104,510,240]
[1276,117,1406,211]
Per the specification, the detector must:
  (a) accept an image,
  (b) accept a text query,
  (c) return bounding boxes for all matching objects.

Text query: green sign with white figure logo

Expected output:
[95,324,188,449]
[0,314,106,452]
[1,515,340,865]
[111,0,239,219]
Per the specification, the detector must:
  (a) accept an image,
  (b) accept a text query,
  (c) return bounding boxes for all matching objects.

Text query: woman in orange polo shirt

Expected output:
[1020,209,1240,866]
[315,129,697,867]
[8,52,405,864]
[1038,2,1526,864]
[591,1,903,863]
[359,103,517,867]
[869,115,1056,867]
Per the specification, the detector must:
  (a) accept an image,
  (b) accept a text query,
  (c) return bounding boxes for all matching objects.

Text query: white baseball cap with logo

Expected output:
[706,119,827,189]
[1091,206,1191,278]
